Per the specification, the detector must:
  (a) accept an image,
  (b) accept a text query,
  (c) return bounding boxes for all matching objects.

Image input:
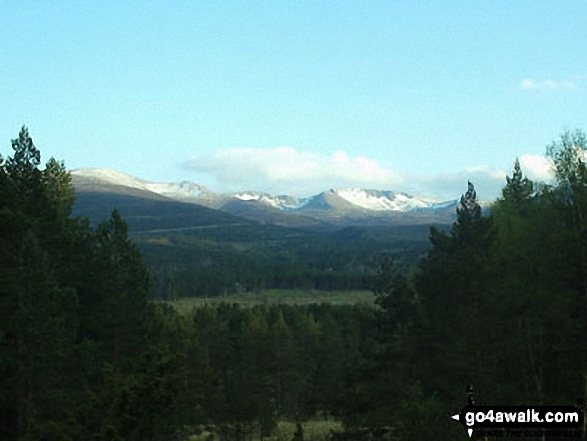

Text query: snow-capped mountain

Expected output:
[229,188,448,213]
[71,168,462,227]
[315,189,433,212]
[145,181,205,199]
[72,168,149,189]
[232,191,307,211]
[72,168,214,201]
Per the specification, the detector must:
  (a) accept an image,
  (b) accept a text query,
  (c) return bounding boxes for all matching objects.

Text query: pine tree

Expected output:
[1,127,194,439]
[0,127,79,439]
[453,180,484,240]
[502,158,533,206]
[373,257,416,394]
[415,181,495,404]
[6,126,40,175]
[545,130,587,402]
[43,157,76,220]
[88,209,151,369]
[270,309,296,417]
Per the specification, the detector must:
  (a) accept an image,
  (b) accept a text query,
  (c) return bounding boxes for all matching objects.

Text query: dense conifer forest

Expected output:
[1,127,586,440]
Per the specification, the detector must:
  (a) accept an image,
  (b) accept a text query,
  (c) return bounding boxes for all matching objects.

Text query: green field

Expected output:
[165,289,375,313]
[189,419,343,441]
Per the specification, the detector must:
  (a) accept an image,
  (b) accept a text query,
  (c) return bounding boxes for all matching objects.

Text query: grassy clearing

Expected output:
[269,419,343,441]
[165,289,375,313]
[188,419,343,441]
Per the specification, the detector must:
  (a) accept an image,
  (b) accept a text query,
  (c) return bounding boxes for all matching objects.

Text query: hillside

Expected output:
[72,173,445,299]
[71,168,459,229]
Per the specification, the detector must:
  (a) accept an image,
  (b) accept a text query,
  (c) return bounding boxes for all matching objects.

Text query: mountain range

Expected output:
[70,167,462,297]
[71,168,465,229]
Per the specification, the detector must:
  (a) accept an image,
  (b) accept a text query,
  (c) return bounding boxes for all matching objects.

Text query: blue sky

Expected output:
[1,1,586,200]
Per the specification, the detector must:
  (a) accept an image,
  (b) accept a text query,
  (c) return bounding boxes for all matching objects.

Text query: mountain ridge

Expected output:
[72,167,457,210]
[71,167,464,228]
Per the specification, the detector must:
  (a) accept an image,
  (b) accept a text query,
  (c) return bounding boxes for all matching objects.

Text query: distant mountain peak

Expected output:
[70,167,467,227]
[71,168,212,200]
[331,188,433,212]
[71,168,147,187]
[232,191,307,210]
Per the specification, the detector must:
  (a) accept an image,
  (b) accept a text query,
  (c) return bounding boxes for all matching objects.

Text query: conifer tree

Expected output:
[6,126,40,176]
[415,181,495,404]
[0,127,79,439]
[545,130,587,402]
[490,160,547,402]
[1,127,195,439]
[453,180,486,241]
[502,158,533,206]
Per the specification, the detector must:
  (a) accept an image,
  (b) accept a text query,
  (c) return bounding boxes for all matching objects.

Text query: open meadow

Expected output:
[165,289,375,313]
[189,420,343,441]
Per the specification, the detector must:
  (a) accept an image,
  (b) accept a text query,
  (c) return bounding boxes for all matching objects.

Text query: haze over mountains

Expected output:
[71,167,462,229]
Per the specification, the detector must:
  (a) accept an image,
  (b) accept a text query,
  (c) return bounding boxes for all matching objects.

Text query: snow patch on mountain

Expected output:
[71,168,473,215]
[145,181,204,199]
[334,189,431,212]
[72,168,210,201]
[233,192,306,210]
[71,168,147,189]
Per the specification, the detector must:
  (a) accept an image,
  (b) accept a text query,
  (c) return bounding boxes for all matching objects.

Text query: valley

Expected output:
[72,167,452,299]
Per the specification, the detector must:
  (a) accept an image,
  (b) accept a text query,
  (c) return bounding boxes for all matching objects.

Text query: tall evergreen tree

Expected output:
[545,130,587,402]
[502,158,534,207]
[491,160,543,402]
[1,127,193,440]
[415,181,495,404]
[6,126,40,176]
[0,127,80,440]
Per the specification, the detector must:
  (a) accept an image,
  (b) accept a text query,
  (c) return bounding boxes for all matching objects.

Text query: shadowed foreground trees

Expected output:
[0,128,380,440]
[335,148,587,439]
[0,127,197,440]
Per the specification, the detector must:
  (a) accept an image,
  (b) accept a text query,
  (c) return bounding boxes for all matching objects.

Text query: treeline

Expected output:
[140,228,428,299]
[183,303,379,439]
[148,261,376,298]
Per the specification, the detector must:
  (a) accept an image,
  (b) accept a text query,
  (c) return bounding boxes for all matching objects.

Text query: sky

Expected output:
[1,1,586,200]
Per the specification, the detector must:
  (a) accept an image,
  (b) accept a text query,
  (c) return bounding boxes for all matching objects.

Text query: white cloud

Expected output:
[408,166,508,201]
[186,147,403,196]
[520,78,583,91]
[518,154,554,182]
[464,165,507,180]
[185,147,557,201]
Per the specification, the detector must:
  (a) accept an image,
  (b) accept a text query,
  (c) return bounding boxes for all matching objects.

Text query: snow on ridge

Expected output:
[72,168,207,200]
[233,192,283,209]
[233,192,304,210]
[232,188,447,212]
[71,168,147,189]
[145,181,204,199]
[234,192,259,201]
[334,188,430,212]
[72,168,463,213]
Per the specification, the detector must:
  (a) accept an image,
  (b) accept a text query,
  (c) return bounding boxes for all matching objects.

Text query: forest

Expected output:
[73,194,436,299]
[1,126,586,440]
